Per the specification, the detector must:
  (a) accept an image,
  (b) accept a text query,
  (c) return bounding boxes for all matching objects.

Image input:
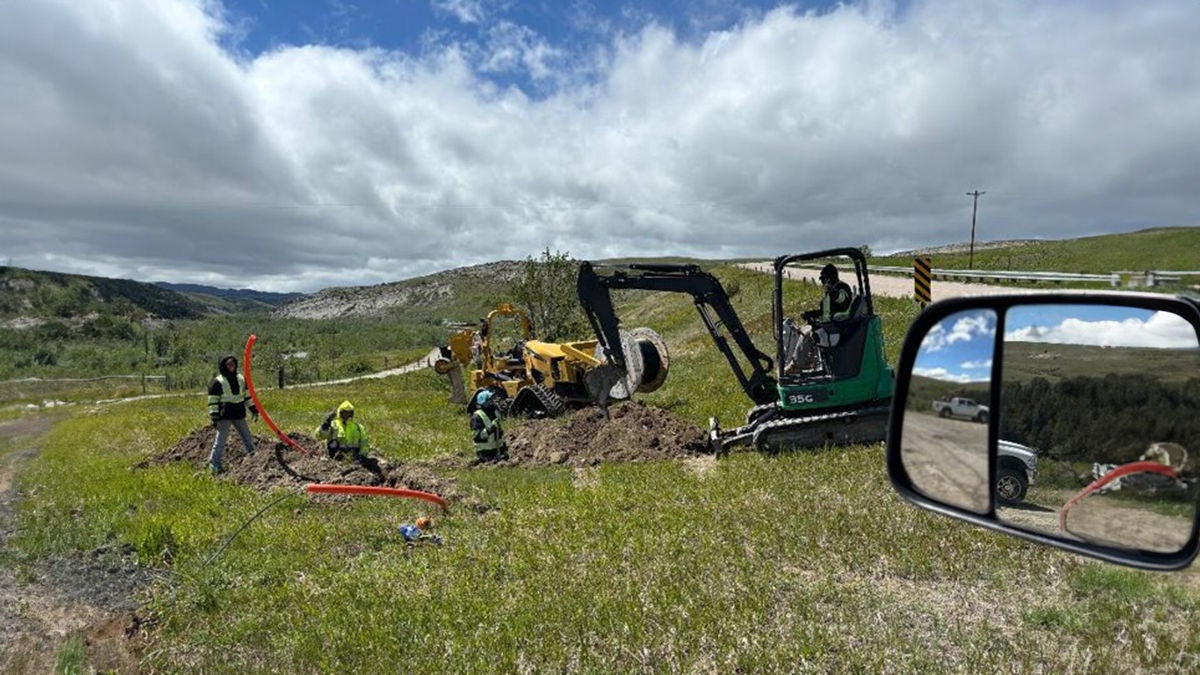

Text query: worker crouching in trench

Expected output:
[316,400,382,474]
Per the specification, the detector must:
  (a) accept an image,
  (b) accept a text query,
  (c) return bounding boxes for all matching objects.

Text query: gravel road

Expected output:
[737,262,1047,301]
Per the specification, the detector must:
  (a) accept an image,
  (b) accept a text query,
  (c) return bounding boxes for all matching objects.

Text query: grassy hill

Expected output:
[1003,340,1197,383]
[0,266,208,322]
[876,226,1200,276]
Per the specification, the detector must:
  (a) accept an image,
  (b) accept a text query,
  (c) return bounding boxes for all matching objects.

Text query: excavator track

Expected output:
[510,383,567,418]
[713,405,890,454]
[744,402,781,425]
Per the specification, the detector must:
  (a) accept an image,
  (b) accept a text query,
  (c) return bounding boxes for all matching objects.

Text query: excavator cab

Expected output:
[773,249,894,418]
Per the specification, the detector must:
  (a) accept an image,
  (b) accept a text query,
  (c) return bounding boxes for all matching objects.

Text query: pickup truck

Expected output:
[932,396,989,423]
[997,440,1038,504]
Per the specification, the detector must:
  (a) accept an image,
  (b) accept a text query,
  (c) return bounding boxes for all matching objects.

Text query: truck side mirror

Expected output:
[886,293,1200,570]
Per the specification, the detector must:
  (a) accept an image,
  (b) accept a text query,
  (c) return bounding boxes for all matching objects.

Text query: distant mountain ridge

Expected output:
[154,282,307,307]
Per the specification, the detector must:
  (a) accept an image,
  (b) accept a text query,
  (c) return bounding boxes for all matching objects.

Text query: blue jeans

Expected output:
[210,418,255,470]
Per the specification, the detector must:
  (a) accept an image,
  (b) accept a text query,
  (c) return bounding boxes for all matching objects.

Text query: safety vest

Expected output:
[822,281,853,322]
[325,419,368,451]
[207,373,249,417]
[472,409,504,452]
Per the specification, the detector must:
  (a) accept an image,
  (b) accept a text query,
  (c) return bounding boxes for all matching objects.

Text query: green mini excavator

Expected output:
[576,247,894,452]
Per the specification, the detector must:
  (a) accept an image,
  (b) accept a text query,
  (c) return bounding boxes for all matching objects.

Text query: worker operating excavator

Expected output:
[785,264,854,374]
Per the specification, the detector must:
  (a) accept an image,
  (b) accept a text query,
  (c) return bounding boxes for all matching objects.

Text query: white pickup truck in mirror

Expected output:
[887,292,1200,570]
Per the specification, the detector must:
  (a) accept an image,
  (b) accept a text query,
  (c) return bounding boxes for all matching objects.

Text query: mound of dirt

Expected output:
[143,428,478,510]
[503,401,710,467]
[147,402,708,502]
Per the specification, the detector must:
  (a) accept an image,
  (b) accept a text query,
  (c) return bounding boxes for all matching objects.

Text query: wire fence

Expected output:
[0,374,170,405]
[1,351,443,408]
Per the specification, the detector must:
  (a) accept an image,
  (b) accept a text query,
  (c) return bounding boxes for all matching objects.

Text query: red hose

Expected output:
[1058,460,1179,530]
[305,483,447,509]
[243,334,309,456]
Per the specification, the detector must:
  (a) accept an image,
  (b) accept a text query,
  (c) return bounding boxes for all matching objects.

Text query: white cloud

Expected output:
[913,366,982,383]
[3,1,1200,291]
[433,0,488,25]
[1006,311,1198,348]
[960,359,992,370]
[920,311,996,352]
[479,21,565,81]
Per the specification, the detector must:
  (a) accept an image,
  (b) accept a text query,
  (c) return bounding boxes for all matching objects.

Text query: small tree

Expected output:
[512,248,590,341]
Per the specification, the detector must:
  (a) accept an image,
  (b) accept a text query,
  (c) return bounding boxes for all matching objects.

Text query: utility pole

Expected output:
[966,190,985,269]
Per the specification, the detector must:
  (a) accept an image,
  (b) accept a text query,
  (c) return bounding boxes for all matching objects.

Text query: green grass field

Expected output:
[874,226,1200,276]
[5,263,1200,672]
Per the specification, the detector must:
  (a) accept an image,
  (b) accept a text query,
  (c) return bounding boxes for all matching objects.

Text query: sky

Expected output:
[915,305,1199,383]
[2,0,1199,293]
[914,309,997,383]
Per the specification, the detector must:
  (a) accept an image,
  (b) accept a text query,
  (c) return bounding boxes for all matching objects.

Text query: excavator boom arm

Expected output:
[577,262,777,405]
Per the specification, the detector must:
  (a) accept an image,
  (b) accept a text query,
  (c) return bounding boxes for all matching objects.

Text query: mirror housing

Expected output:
[887,292,1200,570]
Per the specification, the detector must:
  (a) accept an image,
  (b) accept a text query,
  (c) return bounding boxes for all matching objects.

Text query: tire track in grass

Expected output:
[0,414,143,674]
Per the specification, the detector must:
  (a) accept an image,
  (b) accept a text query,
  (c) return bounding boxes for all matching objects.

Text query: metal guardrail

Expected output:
[866,266,1188,286]
[781,262,1196,287]
[866,266,1116,283]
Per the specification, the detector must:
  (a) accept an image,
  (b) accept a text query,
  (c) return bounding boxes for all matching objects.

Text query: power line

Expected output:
[966,190,986,269]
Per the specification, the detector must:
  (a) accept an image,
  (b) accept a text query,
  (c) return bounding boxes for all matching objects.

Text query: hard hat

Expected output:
[819,264,839,283]
[416,516,432,529]
[475,389,493,406]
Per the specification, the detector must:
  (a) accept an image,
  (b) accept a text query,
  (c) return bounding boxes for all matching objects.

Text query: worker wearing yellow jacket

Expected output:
[316,400,369,462]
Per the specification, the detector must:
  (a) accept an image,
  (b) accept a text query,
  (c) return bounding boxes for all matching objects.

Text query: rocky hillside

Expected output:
[271,260,527,320]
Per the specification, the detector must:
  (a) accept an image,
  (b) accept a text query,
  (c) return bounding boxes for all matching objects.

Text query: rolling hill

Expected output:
[876,226,1200,274]
[1,266,208,323]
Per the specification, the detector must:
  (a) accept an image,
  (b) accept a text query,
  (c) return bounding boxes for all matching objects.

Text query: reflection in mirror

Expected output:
[901,309,997,514]
[998,304,1200,554]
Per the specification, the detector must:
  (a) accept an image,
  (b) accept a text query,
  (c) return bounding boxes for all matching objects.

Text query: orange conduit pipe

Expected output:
[243,335,449,511]
[306,483,448,510]
[243,334,309,456]
[1057,460,1179,530]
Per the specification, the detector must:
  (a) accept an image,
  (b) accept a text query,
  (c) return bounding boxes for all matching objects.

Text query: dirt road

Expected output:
[898,410,990,513]
[897,411,1193,554]
[1000,487,1193,554]
[0,414,143,673]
